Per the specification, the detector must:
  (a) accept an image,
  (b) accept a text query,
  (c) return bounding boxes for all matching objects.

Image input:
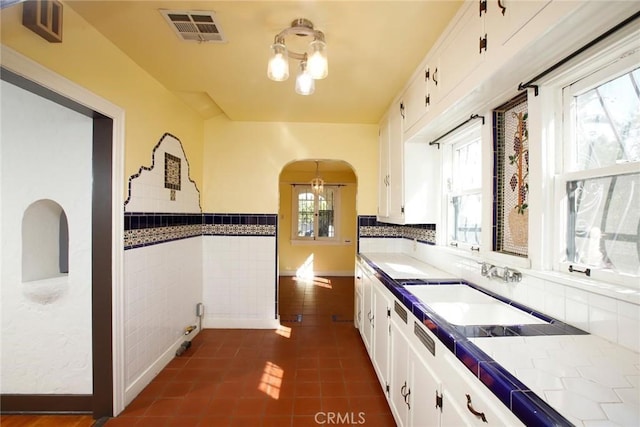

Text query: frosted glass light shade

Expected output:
[267,43,289,81]
[307,39,328,79]
[295,61,315,95]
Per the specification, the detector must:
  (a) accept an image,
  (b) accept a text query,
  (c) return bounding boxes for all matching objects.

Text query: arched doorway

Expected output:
[277,159,357,326]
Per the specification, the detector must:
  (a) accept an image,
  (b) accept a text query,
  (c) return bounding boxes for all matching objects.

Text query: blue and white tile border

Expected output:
[124,213,278,250]
[357,215,436,245]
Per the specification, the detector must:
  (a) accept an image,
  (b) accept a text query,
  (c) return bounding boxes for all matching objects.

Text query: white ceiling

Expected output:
[65,0,463,124]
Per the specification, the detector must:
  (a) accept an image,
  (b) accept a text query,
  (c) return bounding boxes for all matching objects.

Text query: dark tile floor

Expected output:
[105,276,395,426]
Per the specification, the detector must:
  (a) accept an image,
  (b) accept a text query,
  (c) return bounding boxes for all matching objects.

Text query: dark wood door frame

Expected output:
[0,68,114,418]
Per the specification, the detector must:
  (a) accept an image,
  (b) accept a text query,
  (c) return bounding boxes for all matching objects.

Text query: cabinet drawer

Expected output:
[440,350,524,426]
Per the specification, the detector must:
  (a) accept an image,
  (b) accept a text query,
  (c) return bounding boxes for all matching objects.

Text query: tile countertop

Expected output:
[358,253,640,427]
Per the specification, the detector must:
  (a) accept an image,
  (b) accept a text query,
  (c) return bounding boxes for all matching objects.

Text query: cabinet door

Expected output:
[404,67,431,132]
[389,321,410,427]
[378,116,390,219]
[354,269,363,330]
[361,270,374,353]
[372,280,391,391]
[407,347,442,427]
[486,0,553,47]
[387,100,404,221]
[435,0,485,102]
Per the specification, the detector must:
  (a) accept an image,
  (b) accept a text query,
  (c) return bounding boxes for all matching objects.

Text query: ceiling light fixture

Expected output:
[267,18,328,95]
[311,161,324,194]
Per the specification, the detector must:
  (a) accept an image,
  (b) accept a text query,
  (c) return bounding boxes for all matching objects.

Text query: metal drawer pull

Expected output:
[466,394,487,423]
[401,382,411,409]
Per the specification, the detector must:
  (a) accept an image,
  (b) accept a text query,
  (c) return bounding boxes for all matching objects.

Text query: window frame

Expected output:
[442,123,483,251]
[553,50,640,288]
[291,184,341,243]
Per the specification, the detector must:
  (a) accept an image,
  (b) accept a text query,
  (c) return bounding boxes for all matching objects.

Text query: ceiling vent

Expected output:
[160,10,226,43]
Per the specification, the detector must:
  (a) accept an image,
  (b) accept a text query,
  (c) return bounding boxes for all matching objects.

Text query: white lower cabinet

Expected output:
[354,265,363,330]
[356,258,523,427]
[390,319,442,427]
[359,266,373,353]
[372,279,391,390]
[439,349,524,426]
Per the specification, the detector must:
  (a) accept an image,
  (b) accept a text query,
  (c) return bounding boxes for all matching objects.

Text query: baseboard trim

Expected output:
[124,328,200,406]
[203,316,280,329]
[0,394,92,414]
[279,270,354,277]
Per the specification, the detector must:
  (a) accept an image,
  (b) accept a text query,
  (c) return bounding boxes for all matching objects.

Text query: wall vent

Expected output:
[160,10,226,43]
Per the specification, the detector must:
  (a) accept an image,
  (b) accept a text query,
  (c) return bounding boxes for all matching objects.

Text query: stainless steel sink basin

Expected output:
[405,284,547,326]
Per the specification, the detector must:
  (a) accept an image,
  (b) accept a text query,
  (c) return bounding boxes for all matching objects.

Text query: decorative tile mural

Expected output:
[493,94,528,257]
[125,133,201,213]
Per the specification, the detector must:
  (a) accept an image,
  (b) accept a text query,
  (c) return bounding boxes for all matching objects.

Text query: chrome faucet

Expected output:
[480,262,522,282]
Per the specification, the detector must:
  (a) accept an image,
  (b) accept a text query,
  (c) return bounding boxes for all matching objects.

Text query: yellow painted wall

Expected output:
[1,4,380,217]
[203,115,378,215]
[279,167,357,275]
[0,3,204,195]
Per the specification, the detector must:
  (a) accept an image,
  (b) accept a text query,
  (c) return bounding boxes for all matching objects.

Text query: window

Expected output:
[445,125,482,249]
[292,185,339,241]
[559,59,639,286]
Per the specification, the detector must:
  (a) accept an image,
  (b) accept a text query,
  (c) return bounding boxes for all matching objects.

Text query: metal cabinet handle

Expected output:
[433,68,439,86]
[498,0,506,15]
[400,382,411,409]
[466,394,487,423]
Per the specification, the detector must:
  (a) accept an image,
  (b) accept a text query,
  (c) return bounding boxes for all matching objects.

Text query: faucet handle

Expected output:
[503,267,522,282]
[503,267,511,282]
[480,262,494,277]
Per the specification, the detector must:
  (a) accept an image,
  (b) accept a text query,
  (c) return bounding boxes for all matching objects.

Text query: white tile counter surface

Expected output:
[361,252,640,427]
[471,335,640,426]
[360,252,456,280]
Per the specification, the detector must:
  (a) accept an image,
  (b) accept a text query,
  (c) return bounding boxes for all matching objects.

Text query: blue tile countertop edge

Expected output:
[358,254,583,427]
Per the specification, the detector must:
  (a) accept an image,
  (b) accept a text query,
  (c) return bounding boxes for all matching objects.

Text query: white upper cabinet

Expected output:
[403,65,433,133]
[378,110,391,219]
[378,97,441,225]
[378,100,404,222]
[433,0,486,104]
[485,0,553,47]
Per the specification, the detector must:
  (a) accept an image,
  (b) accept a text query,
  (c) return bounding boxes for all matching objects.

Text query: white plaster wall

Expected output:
[203,236,279,329]
[123,237,202,403]
[360,237,640,353]
[0,80,93,393]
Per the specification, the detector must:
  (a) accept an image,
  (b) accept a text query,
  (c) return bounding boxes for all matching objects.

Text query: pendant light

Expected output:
[310,161,324,194]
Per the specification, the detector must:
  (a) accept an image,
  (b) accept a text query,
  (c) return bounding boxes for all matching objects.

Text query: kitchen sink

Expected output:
[405,284,548,326]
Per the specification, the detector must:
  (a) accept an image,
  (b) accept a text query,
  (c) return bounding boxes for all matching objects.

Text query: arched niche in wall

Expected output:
[22,199,69,282]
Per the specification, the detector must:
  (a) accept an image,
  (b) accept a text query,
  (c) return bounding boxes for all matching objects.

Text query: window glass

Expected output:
[293,185,339,241]
[561,62,639,284]
[447,132,482,248]
[297,190,315,237]
[567,173,639,275]
[317,188,335,238]
[449,193,482,245]
[574,68,640,170]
